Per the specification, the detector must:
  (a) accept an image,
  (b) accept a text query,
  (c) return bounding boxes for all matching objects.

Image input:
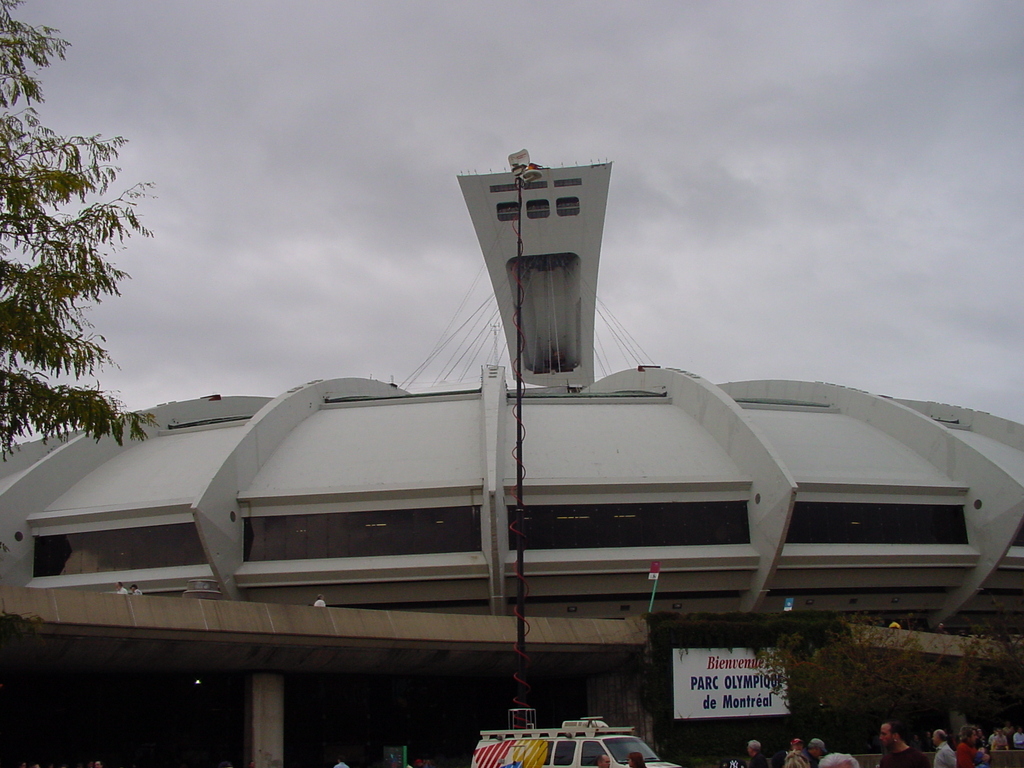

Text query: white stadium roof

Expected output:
[2,368,1023,628]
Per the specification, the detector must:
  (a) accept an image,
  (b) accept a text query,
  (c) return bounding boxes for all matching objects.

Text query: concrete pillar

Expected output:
[246,672,284,768]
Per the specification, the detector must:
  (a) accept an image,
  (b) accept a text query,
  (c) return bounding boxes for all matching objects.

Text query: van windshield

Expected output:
[605,738,661,764]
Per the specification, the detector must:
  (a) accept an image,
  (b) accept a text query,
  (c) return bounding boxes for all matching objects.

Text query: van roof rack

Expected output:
[478,718,635,740]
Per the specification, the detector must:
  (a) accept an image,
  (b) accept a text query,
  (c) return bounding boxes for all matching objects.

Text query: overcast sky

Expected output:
[18,1,1024,424]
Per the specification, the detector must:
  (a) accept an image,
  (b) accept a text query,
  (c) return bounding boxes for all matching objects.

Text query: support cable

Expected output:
[402,294,493,389]
[452,306,503,383]
[594,331,611,379]
[596,293,652,363]
[403,264,488,387]
[596,301,642,367]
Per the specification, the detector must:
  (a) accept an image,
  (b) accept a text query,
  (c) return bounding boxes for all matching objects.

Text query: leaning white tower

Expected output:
[458,154,612,388]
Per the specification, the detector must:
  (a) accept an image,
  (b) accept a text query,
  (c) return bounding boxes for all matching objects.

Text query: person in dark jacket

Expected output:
[748,741,769,768]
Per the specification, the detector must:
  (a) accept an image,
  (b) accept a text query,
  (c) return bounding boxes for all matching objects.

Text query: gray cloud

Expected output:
[19,0,1024,423]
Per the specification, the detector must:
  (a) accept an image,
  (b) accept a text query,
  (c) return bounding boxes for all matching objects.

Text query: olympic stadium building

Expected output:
[2,160,1024,629]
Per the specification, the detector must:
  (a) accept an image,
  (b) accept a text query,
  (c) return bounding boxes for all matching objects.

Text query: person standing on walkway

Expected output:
[806,739,827,768]
[933,730,955,768]
[748,741,769,768]
[879,720,929,768]
[956,726,978,768]
[819,755,860,768]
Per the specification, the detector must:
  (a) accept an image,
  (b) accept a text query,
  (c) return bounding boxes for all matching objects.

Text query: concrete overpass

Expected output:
[0,585,644,674]
[0,585,648,767]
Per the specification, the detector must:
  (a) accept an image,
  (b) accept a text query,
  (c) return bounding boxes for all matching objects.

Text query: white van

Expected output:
[472,718,681,768]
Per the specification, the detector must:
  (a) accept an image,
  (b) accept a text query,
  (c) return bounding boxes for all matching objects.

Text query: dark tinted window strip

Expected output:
[323,387,479,404]
[511,590,741,605]
[342,598,489,611]
[244,506,481,561]
[513,501,750,549]
[766,586,948,597]
[167,414,253,430]
[554,178,582,187]
[34,523,206,577]
[785,501,968,545]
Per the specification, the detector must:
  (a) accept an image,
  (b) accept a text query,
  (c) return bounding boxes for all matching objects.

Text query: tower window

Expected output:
[496,201,519,221]
[526,199,550,219]
[556,197,580,216]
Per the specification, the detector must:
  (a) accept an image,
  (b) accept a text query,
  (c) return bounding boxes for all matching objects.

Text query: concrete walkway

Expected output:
[0,584,646,675]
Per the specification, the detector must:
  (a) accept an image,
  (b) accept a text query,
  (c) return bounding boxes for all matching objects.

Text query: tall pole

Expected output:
[512,170,529,723]
[506,150,543,729]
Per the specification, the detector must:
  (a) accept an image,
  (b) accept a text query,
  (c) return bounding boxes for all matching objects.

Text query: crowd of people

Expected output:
[736,736,858,768]
[736,721,1024,768]
[14,761,108,768]
[931,724,1024,768]
[15,723,1024,768]
[875,720,1024,768]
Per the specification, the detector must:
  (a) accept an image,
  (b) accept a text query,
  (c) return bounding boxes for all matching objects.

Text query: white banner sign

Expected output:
[672,647,788,720]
